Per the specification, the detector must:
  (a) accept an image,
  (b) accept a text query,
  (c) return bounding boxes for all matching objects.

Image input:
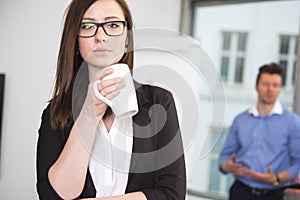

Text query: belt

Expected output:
[235,180,275,196]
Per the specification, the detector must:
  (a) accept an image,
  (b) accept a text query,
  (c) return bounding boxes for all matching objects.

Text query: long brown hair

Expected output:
[50,0,134,129]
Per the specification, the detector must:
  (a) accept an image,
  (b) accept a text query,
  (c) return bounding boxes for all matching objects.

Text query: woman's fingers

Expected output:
[102,89,120,101]
[98,68,114,80]
[96,78,125,99]
[97,77,124,90]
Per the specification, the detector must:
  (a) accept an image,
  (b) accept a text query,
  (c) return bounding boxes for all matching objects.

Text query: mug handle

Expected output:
[92,80,112,107]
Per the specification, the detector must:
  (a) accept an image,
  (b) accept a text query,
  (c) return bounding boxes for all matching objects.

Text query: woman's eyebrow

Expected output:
[82,17,96,21]
[104,16,121,21]
[81,16,122,21]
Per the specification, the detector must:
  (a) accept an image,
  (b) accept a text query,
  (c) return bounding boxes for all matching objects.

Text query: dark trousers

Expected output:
[229,180,284,200]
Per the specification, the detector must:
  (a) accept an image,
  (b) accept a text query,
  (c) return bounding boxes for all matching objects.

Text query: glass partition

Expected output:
[186,1,300,199]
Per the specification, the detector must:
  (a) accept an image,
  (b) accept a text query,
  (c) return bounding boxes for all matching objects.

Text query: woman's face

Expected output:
[78,0,127,68]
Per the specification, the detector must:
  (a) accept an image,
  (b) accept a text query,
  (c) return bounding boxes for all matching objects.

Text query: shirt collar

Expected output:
[248,101,283,117]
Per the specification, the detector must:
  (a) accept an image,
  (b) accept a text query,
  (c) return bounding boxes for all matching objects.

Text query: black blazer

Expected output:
[36,83,186,200]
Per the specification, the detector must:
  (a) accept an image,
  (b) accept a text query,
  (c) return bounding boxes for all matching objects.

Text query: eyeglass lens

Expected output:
[79,21,126,37]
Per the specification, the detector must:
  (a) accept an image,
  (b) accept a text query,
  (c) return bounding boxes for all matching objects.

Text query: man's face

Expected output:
[256,73,282,105]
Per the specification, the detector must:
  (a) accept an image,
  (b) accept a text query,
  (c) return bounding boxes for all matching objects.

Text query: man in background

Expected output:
[219,63,300,200]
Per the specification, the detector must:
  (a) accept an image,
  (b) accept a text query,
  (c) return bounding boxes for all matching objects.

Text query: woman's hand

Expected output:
[48,68,126,199]
[81,68,125,121]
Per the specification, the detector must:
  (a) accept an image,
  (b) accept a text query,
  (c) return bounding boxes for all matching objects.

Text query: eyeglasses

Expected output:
[78,21,127,38]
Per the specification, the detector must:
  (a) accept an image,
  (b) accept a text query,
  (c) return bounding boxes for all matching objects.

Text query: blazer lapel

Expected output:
[128,83,151,181]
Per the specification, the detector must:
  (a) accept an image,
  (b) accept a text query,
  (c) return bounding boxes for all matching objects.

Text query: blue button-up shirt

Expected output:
[219,101,300,189]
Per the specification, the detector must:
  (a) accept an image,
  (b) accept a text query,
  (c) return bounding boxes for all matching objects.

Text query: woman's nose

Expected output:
[94,27,109,42]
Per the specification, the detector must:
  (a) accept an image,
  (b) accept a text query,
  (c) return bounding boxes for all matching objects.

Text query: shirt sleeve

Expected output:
[218,117,240,174]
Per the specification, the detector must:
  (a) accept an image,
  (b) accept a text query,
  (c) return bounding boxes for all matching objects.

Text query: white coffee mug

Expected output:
[92,63,139,118]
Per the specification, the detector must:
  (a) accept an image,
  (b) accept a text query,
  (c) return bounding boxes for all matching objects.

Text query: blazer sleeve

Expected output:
[36,104,65,200]
[36,105,96,200]
[141,90,186,200]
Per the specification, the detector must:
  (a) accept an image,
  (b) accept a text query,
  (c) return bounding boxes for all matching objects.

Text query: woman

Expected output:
[36,0,186,199]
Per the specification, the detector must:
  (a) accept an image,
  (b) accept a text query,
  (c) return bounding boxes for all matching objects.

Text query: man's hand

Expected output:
[221,153,249,176]
[246,166,278,184]
[284,170,300,197]
[284,188,300,197]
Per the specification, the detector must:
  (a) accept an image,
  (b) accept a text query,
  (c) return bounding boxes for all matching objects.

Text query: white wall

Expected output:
[127,0,181,30]
[0,0,181,199]
[0,0,70,199]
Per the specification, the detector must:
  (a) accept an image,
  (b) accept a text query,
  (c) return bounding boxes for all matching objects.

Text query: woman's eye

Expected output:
[81,23,95,30]
[107,22,120,28]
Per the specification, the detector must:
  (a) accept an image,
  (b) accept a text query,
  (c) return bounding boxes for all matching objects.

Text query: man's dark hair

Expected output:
[255,63,284,86]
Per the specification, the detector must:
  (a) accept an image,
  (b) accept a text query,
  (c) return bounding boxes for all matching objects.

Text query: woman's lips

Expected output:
[93,48,111,53]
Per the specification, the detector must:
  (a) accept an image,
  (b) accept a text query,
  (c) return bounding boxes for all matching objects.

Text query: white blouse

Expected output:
[89,117,133,198]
